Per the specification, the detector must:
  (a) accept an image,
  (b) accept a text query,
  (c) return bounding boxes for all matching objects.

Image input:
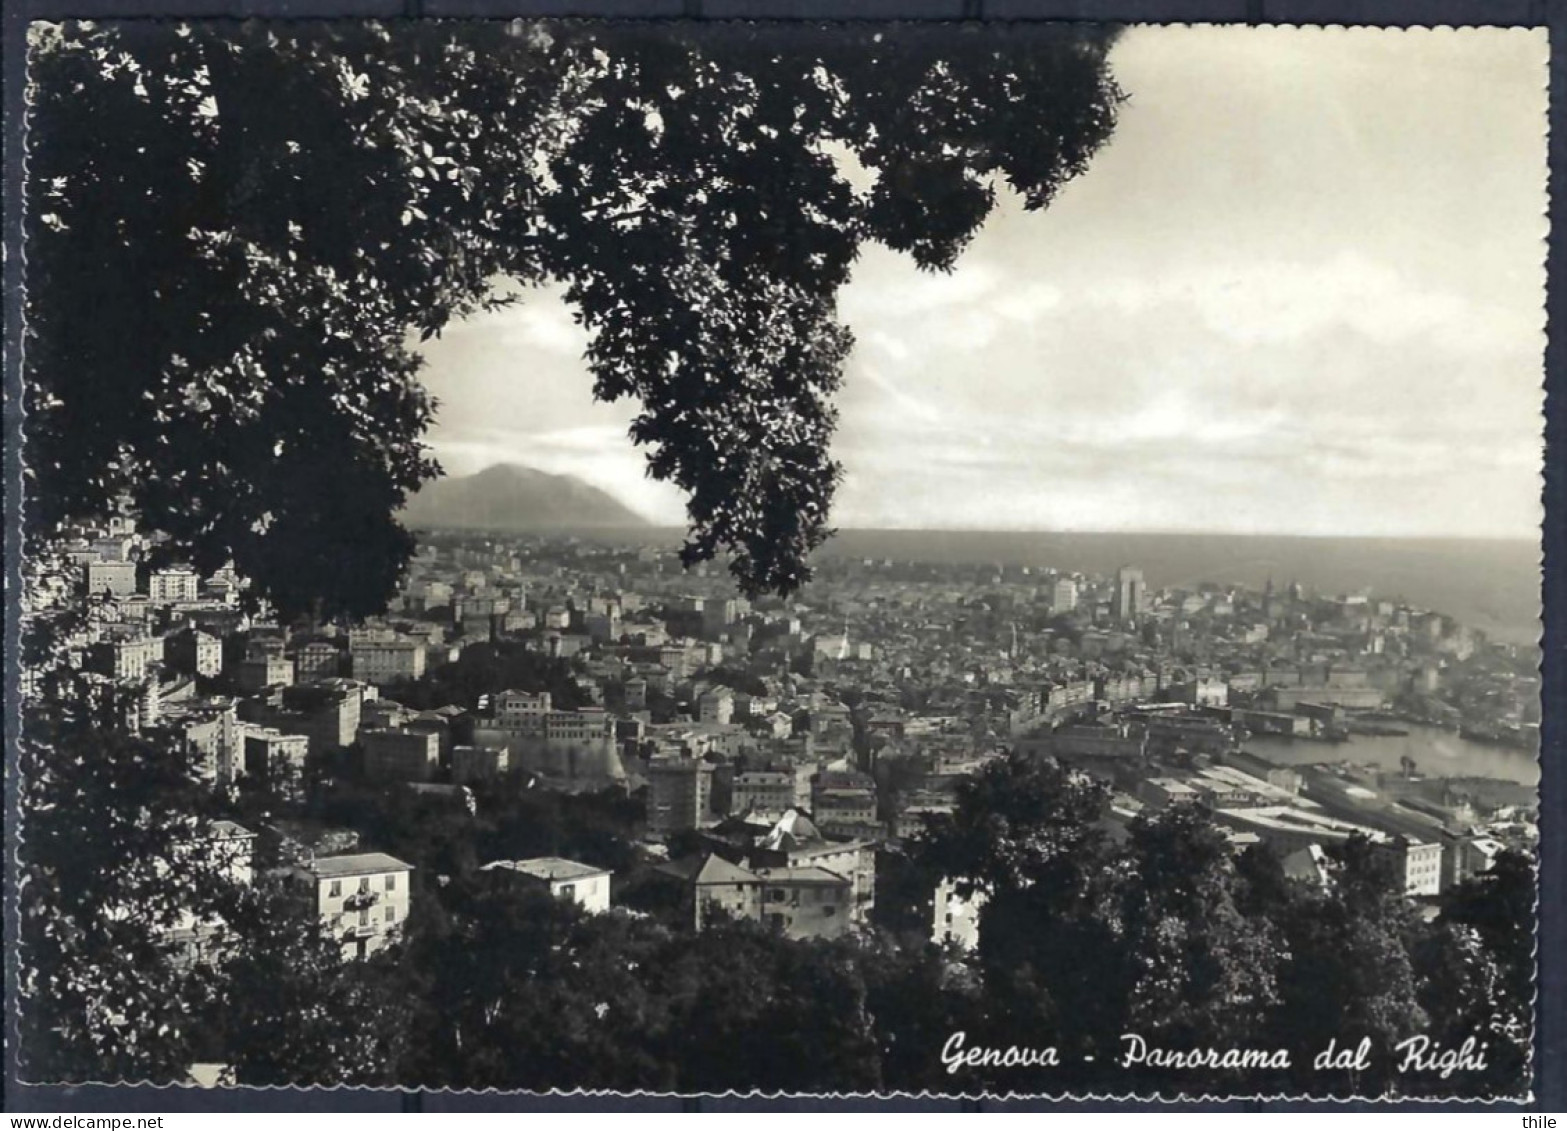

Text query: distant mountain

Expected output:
[402,464,650,532]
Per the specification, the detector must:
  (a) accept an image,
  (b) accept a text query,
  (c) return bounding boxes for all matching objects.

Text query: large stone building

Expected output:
[146,698,239,785]
[647,758,714,834]
[697,687,734,725]
[350,638,427,685]
[235,654,295,692]
[292,639,344,682]
[1374,836,1445,897]
[810,770,880,838]
[86,558,138,599]
[452,744,509,783]
[731,771,796,818]
[472,694,624,785]
[1112,566,1146,623]
[89,635,161,682]
[241,727,309,800]
[148,566,201,604]
[361,726,441,782]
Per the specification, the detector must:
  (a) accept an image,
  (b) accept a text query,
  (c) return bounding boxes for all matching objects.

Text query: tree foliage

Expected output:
[16,723,229,1083]
[1118,804,1281,1050]
[905,755,1534,1098]
[212,879,412,1087]
[26,20,1124,615]
[16,718,398,1086]
[1409,849,1537,1098]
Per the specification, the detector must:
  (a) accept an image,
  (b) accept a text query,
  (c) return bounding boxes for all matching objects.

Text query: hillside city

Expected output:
[24,510,1541,972]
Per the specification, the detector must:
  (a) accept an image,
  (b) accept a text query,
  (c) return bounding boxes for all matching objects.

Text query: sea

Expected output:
[811,530,1541,648]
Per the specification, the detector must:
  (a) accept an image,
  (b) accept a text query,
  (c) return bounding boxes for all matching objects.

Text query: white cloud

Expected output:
[1100,252,1538,356]
[417,27,1545,542]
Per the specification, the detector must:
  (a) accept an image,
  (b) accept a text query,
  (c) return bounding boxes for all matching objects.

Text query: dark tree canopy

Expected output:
[25,19,1124,617]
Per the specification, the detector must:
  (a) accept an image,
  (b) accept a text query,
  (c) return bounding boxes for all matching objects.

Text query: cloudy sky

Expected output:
[417,25,1547,539]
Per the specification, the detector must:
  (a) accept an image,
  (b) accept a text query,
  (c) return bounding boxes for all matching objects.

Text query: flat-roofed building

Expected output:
[1213,805,1384,857]
[697,687,734,725]
[1265,685,1385,712]
[350,638,426,685]
[1050,723,1147,762]
[361,726,440,782]
[166,627,223,678]
[293,640,344,682]
[482,857,612,914]
[148,566,201,604]
[146,698,239,786]
[240,726,308,800]
[86,558,138,598]
[235,654,295,692]
[1374,836,1444,897]
[647,758,714,834]
[493,689,551,731]
[89,635,161,683]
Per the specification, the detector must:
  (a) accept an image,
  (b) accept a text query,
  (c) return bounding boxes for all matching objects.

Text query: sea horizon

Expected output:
[646,524,1540,546]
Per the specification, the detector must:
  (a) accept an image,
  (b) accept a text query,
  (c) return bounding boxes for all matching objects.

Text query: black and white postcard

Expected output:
[9,17,1549,1104]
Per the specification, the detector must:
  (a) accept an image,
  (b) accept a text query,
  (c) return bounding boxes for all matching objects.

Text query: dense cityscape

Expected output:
[36,514,1540,886]
[21,507,1541,1094]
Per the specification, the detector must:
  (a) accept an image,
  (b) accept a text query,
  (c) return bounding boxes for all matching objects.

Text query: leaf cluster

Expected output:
[26,20,1124,615]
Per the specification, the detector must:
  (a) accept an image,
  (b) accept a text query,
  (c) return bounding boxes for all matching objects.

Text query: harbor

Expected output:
[1246,721,1537,788]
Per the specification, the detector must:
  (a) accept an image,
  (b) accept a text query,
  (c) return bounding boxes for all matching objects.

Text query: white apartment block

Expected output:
[299,852,414,961]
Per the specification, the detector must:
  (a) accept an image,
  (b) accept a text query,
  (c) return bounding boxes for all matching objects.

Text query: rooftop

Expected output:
[753,865,852,887]
[758,808,823,852]
[482,856,611,882]
[208,819,256,841]
[657,853,762,886]
[306,852,414,878]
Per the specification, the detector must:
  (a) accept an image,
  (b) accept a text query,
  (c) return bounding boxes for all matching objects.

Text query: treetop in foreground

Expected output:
[26,19,1124,617]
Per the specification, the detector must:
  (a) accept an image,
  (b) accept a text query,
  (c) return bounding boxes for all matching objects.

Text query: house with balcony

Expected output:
[296,852,413,961]
[754,865,854,940]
